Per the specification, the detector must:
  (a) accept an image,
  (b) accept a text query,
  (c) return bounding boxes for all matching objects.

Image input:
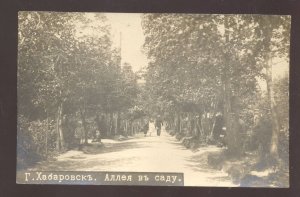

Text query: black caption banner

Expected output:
[16,171,184,186]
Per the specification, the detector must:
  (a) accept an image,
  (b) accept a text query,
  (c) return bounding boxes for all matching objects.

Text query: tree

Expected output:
[18,11,79,151]
[141,14,264,153]
[18,12,121,156]
[252,15,291,163]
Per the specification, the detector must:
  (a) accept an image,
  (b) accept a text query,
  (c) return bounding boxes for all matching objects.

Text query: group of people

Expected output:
[90,115,164,143]
[143,116,163,137]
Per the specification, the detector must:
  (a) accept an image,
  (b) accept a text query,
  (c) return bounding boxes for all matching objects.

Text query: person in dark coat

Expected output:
[143,121,149,137]
[213,112,224,143]
[155,116,163,136]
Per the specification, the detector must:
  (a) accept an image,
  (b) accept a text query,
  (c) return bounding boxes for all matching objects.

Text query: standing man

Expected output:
[212,112,225,147]
[143,118,149,137]
[155,116,163,136]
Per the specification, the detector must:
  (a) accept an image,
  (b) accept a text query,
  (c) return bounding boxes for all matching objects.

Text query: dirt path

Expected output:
[29,129,236,186]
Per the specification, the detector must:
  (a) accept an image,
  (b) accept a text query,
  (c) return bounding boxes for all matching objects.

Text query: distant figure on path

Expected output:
[148,119,155,136]
[212,112,225,147]
[75,121,85,145]
[92,129,101,142]
[155,116,163,136]
[143,120,149,136]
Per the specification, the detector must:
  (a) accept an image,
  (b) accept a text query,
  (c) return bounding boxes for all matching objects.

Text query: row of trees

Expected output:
[17,12,290,171]
[141,14,290,164]
[17,12,145,168]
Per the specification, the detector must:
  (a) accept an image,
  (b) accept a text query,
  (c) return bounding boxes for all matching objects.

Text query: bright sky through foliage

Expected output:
[78,13,289,86]
[105,13,149,72]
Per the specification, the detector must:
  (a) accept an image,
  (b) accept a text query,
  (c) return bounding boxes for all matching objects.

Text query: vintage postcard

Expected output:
[17,12,290,187]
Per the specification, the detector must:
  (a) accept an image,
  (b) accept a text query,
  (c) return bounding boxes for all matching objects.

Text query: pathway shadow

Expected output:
[185,152,215,172]
[167,142,190,151]
[30,156,141,171]
[184,147,232,183]
[27,139,150,171]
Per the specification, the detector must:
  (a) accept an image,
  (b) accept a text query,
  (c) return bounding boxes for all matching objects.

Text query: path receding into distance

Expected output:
[30,128,236,186]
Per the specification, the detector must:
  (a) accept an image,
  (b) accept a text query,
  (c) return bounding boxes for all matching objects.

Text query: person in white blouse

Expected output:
[148,119,155,137]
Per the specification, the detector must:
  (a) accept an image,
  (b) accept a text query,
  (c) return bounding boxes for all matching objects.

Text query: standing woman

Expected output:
[148,119,155,136]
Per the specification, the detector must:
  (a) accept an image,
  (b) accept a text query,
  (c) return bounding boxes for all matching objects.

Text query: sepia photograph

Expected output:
[16,11,290,187]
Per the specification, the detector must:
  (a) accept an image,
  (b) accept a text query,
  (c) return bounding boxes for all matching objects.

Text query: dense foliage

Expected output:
[141,14,290,162]
[17,12,143,168]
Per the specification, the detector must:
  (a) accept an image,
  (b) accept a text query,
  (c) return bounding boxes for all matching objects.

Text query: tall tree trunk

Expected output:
[209,102,217,139]
[187,113,192,136]
[175,111,181,133]
[210,118,217,140]
[109,112,113,137]
[125,120,128,136]
[223,78,242,156]
[46,110,49,155]
[115,112,120,135]
[196,114,203,141]
[222,18,241,156]
[79,107,88,144]
[179,115,182,134]
[105,113,109,137]
[56,102,64,151]
[223,76,237,155]
[266,55,280,162]
[131,121,134,136]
